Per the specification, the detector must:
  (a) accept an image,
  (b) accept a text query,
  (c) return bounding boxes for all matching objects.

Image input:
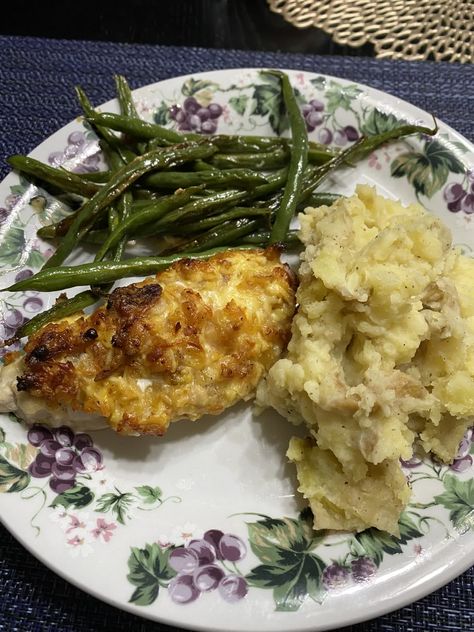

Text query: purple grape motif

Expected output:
[48,131,100,173]
[218,534,247,562]
[0,207,9,225]
[203,528,224,558]
[168,574,200,604]
[188,539,216,565]
[449,428,473,472]
[0,309,25,340]
[400,454,423,469]
[168,547,200,574]
[333,129,348,146]
[22,296,43,313]
[351,556,377,582]
[344,125,359,141]
[193,564,224,591]
[461,193,474,214]
[444,182,467,213]
[169,98,223,134]
[322,563,350,589]
[27,424,103,493]
[318,127,333,145]
[218,575,248,602]
[167,530,248,604]
[301,99,325,132]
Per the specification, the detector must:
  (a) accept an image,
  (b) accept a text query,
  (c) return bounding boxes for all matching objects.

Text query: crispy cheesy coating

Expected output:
[16,248,296,435]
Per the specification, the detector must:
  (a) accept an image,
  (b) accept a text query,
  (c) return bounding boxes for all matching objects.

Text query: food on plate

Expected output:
[2,72,436,342]
[0,73,447,534]
[0,248,296,435]
[257,185,474,535]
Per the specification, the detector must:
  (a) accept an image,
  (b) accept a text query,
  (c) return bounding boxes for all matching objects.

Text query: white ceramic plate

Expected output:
[0,69,473,632]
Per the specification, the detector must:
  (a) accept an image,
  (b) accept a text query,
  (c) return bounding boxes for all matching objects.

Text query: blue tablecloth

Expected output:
[0,35,473,632]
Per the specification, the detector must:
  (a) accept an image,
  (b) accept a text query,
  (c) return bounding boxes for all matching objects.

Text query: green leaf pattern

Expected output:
[127,543,176,606]
[50,485,95,510]
[355,512,425,566]
[246,510,327,611]
[250,71,287,135]
[360,108,402,136]
[0,454,30,493]
[434,475,474,532]
[153,100,171,126]
[324,81,362,115]
[391,138,465,198]
[95,490,135,524]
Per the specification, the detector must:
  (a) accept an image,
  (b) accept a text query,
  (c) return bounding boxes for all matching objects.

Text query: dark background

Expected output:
[0,0,374,56]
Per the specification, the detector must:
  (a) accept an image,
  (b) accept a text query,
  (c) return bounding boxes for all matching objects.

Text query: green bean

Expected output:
[43,141,217,268]
[193,159,216,172]
[37,224,62,240]
[210,148,289,170]
[5,247,254,293]
[99,138,136,170]
[10,195,134,343]
[164,219,261,254]
[238,229,300,248]
[37,185,159,247]
[178,207,271,234]
[347,120,438,164]
[206,135,283,153]
[269,71,309,243]
[8,155,101,198]
[78,170,113,183]
[132,188,159,200]
[52,229,108,245]
[111,192,132,262]
[148,189,248,231]
[6,290,100,343]
[308,147,338,165]
[87,111,189,145]
[95,186,204,260]
[75,87,133,166]
[93,114,288,151]
[142,170,287,235]
[142,168,268,190]
[299,120,438,203]
[114,75,139,118]
[208,147,333,170]
[301,192,343,209]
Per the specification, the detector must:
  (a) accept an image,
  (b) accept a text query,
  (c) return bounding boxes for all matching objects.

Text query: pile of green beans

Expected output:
[2,72,438,342]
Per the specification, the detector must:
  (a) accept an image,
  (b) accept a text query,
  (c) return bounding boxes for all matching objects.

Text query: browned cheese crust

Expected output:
[17,248,297,435]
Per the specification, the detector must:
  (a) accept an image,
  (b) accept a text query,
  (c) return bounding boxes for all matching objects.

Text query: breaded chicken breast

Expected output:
[1,248,296,435]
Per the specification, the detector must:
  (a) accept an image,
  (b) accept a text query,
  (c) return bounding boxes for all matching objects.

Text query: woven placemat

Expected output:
[0,35,473,632]
[268,0,473,63]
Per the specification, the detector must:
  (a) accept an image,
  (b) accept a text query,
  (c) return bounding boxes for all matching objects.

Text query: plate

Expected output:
[0,68,473,632]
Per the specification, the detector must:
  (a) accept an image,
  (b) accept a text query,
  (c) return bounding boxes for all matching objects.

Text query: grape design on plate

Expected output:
[169,98,223,134]
[444,168,474,213]
[48,131,101,174]
[27,424,103,494]
[0,278,44,357]
[167,530,248,604]
[401,428,473,474]
[300,98,359,147]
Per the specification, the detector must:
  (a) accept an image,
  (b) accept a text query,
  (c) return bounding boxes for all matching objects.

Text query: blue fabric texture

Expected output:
[0,35,473,632]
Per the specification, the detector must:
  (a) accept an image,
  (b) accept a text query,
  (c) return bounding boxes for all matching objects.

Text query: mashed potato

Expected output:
[257,185,474,535]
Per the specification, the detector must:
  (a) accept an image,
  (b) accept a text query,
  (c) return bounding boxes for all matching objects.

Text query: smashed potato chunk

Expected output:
[257,185,474,535]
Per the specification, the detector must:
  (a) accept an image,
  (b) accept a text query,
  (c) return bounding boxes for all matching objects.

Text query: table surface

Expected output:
[0,0,374,58]
[0,34,473,632]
